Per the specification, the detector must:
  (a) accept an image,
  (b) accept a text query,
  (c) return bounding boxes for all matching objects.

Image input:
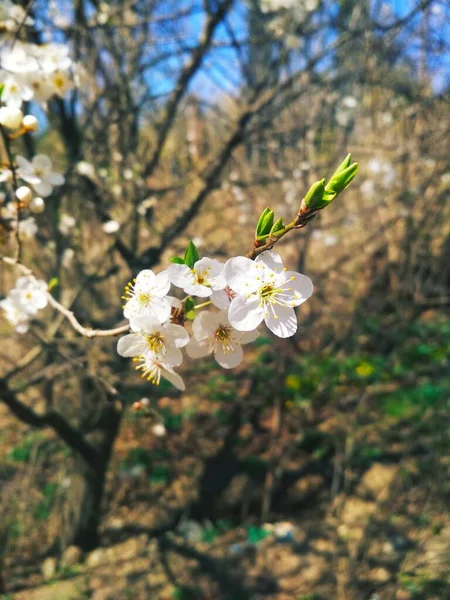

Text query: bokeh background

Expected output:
[0,0,449,598]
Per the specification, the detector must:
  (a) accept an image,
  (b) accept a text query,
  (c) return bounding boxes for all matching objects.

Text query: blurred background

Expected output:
[0,0,449,598]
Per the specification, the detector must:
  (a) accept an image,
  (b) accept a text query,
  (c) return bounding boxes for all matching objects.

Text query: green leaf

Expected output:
[255,207,274,238]
[303,179,325,210]
[170,256,185,265]
[0,83,4,100]
[326,162,358,195]
[184,241,200,269]
[185,297,195,312]
[334,153,352,174]
[270,217,285,236]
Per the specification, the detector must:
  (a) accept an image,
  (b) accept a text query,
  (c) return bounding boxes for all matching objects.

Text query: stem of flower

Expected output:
[194,300,212,310]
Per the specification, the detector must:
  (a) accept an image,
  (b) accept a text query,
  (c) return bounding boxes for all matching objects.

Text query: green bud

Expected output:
[334,153,352,174]
[185,310,196,321]
[303,179,326,210]
[184,297,195,312]
[48,277,59,291]
[170,256,185,265]
[184,241,200,269]
[326,162,358,195]
[270,217,285,236]
[255,207,274,239]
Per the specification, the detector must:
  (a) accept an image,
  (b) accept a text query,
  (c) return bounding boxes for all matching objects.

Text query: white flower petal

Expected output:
[210,289,230,309]
[214,342,243,369]
[192,310,219,339]
[164,323,190,347]
[264,305,297,338]
[255,250,284,273]
[148,296,171,323]
[162,367,185,391]
[34,181,53,197]
[228,295,265,331]
[167,264,191,288]
[33,154,52,172]
[223,256,260,295]
[153,271,171,297]
[164,346,183,367]
[117,333,144,357]
[134,269,156,291]
[129,315,160,333]
[186,338,212,359]
[236,329,260,345]
[49,172,65,186]
[280,272,314,306]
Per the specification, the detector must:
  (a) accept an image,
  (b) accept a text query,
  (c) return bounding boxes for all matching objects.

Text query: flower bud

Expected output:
[22,114,39,132]
[0,106,24,130]
[29,196,45,214]
[15,186,32,205]
[152,423,166,437]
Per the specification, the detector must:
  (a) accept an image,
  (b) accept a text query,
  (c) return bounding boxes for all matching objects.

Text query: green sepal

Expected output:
[0,84,4,100]
[303,179,326,210]
[170,256,185,265]
[326,162,358,195]
[270,217,285,236]
[48,277,59,291]
[184,297,195,312]
[184,241,200,269]
[255,207,274,239]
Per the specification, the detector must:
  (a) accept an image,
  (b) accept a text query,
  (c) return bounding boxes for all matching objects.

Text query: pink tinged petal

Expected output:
[164,346,183,367]
[186,338,212,359]
[117,333,145,357]
[210,289,230,309]
[236,328,260,345]
[255,250,284,273]
[167,264,191,288]
[184,282,211,297]
[223,256,260,295]
[34,181,53,197]
[192,310,219,339]
[214,342,244,369]
[129,315,160,333]
[280,272,314,306]
[152,271,171,297]
[162,367,185,391]
[164,323,190,347]
[228,295,265,331]
[264,304,297,338]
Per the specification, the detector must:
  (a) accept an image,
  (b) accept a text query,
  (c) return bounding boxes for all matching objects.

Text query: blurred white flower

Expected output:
[59,213,76,235]
[62,248,75,268]
[76,161,96,179]
[102,220,120,234]
[0,296,29,334]
[17,154,64,197]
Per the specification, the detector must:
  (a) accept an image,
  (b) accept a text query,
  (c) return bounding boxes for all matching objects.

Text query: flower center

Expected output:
[146,333,164,354]
[134,356,161,385]
[215,325,234,353]
[138,292,151,306]
[192,267,211,287]
[259,284,277,301]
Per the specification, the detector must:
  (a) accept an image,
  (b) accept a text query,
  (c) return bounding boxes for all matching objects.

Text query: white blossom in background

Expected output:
[117,315,189,366]
[0,296,30,333]
[367,158,396,187]
[19,217,38,239]
[224,251,313,338]
[122,269,171,322]
[0,1,34,32]
[16,155,65,197]
[76,161,96,179]
[102,220,120,234]
[336,96,358,127]
[167,257,226,298]
[62,248,75,268]
[9,276,48,316]
[187,310,259,369]
[59,214,76,236]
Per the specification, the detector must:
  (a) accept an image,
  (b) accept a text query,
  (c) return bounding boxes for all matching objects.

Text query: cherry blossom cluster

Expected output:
[0,275,48,334]
[117,247,314,391]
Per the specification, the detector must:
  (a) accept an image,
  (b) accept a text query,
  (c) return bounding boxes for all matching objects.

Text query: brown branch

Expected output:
[0,378,101,466]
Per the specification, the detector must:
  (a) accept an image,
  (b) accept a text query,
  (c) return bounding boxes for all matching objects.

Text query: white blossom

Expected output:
[117,315,189,366]
[224,251,313,338]
[133,352,185,391]
[0,296,29,334]
[16,154,64,197]
[167,257,226,298]
[8,276,48,316]
[122,269,171,322]
[59,213,76,235]
[187,310,259,369]
[102,220,120,234]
